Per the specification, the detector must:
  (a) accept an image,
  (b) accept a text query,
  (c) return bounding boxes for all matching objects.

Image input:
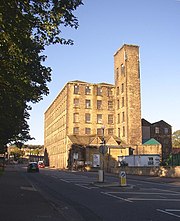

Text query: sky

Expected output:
[27,0,180,145]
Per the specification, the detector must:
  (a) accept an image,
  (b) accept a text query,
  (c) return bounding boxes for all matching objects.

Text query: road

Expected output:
[1,165,180,221]
[19,166,180,221]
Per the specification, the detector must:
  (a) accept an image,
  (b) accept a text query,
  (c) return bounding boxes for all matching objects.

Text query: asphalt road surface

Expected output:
[1,165,180,221]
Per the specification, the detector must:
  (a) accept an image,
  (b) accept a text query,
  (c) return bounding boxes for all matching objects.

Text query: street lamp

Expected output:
[101,125,105,145]
[101,125,105,182]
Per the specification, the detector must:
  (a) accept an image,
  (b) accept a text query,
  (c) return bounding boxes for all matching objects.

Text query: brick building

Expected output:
[44,44,161,169]
[142,118,172,162]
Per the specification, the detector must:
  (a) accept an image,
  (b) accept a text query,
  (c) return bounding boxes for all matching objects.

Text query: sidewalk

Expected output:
[0,165,66,221]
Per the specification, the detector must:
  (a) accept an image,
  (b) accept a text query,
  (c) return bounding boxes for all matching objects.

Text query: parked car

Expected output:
[38,161,45,168]
[27,162,39,172]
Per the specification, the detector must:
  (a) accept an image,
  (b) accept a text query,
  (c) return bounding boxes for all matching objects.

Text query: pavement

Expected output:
[0,165,67,221]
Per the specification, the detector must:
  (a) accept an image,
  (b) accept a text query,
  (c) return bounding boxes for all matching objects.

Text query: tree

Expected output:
[0,0,83,147]
[172,130,180,148]
[9,146,25,161]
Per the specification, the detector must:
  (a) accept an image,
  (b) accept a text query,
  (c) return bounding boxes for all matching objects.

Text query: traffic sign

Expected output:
[120,171,127,186]
[99,145,108,155]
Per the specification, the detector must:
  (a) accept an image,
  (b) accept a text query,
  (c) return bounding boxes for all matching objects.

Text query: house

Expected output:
[142,118,172,162]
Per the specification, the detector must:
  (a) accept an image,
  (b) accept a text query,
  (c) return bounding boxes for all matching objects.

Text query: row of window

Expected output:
[74,85,113,96]
[74,98,114,110]
[74,112,125,124]
[74,113,114,124]
[73,127,114,135]
[73,126,126,137]
[155,127,169,134]
[116,64,125,78]
[74,98,125,109]
[116,83,125,95]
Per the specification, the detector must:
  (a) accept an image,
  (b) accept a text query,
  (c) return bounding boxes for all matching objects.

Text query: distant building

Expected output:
[44,44,162,169]
[142,118,172,161]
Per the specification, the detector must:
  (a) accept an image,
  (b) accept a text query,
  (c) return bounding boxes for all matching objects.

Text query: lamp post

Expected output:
[98,125,108,182]
[101,125,105,145]
[101,125,105,182]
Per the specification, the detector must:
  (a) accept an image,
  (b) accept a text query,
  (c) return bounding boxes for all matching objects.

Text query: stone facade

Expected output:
[44,44,161,169]
[114,44,142,145]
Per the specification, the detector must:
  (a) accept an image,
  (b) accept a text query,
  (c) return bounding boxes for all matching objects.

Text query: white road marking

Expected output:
[101,192,133,203]
[166,209,180,212]
[130,179,179,187]
[20,186,37,191]
[157,209,180,218]
[105,192,180,196]
[153,188,180,194]
[60,179,70,183]
[75,184,98,189]
[129,198,180,201]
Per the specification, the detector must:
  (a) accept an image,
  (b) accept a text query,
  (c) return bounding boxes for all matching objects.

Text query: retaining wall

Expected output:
[110,166,180,178]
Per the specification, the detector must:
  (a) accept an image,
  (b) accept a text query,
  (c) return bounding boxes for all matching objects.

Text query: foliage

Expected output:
[172,130,180,148]
[24,144,44,155]
[9,146,25,160]
[0,0,83,147]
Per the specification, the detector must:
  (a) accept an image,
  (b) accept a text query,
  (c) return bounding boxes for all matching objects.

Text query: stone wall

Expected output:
[110,166,180,178]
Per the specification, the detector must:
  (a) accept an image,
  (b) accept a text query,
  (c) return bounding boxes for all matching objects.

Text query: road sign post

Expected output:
[119,171,127,186]
[98,145,108,182]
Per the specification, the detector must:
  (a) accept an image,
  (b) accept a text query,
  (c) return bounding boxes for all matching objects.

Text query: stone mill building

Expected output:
[44,44,163,169]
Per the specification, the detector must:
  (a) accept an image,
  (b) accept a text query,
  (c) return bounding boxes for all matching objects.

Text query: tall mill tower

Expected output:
[114,44,142,145]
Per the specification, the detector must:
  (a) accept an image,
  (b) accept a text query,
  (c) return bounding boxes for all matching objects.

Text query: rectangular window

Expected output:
[97,87,102,96]
[118,113,120,123]
[117,99,120,109]
[73,113,79,123]
[122,97,124,107]
[108,100,113,110]
[97,114,102,124]
[85,99,91,108]
[155,127,159,134]
[122,112,125,122]
[74,98,79,107]
[97,128,102,136]
[107,88,113,97]
[118,128,120,138]
[108,128,114,135]
[85,128,91,135]
[85,86,91,95]
[85,113,91,123]
[117,87,119,95]
[121,64,125,75]
[108,114,113,124]
[97,100,102,109]
[74,85,79,94]
[123,126,125,137]
[121,83,124,93]
[164,128,169,134]
[73,127,79,135]
[116,67,119,76]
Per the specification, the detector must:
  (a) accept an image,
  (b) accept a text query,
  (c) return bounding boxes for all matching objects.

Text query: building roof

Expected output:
[151,120,172,128]
[142,118,151,126]
[143,138,160,145]
[68,135,96,145]
[68,80,114,87]
[68,135,122,146]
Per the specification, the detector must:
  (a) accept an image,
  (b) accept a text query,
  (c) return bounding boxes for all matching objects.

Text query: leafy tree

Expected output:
[9,146,25,161]
[172,130,180,148]
[0,0,83,148]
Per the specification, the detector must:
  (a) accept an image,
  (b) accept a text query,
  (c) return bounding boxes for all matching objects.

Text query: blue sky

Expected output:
[27,0,180,145]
